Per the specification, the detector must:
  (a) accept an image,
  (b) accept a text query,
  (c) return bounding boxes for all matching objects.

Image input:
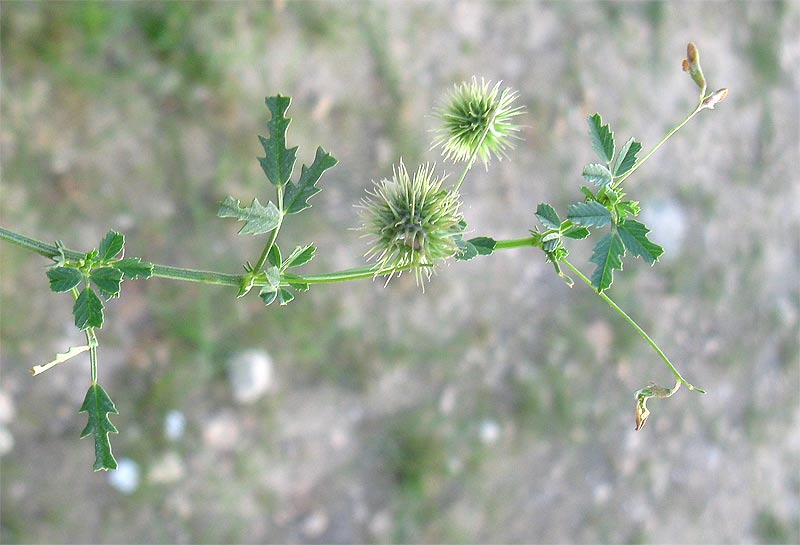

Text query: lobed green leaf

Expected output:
[535,203,561,230]
[267,245,282,268]
[613,138,642,177]
[79,383,119,471]
[90,267,123,299]
[567,201,612,228]
[467,237,496,256]
[98,231,124,262]
[582,163,613,187]
[47,266,83,293]
[589,231,625,292]
[289,282,309,292]
[73,286,104,330]
[283,244,316,269]
[259,288,278,305]
[258,95,298,187]
[588,113,615,164]
[217,195,281,236]
[114,257,154,279]
[562,225,590,240]
[617,219,664,265]
[616,200,641,219]
[283,147,337,215]
[277,288,295,305]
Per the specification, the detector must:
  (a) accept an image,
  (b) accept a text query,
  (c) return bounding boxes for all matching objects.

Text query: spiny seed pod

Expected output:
[432,77,525,167]
[359,161,464,284]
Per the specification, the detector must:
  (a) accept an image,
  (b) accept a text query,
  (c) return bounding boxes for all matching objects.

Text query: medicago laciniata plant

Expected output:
[0,43,727,471]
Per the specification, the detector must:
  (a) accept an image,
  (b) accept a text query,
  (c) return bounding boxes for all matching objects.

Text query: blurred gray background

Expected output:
[1,1,798,543]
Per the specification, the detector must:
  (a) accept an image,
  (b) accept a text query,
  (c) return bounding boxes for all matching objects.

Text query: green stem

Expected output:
[493,236,538,250]
[613,101,703,189]
[0,226,408,287]
[283,264,413,285]
[254,186,285,272]
[561,258,704,393]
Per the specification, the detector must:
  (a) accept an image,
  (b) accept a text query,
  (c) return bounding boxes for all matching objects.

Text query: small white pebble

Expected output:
[479,419,501,445]
[108,458,140,494]
[227,349,274,404]
[164,410,187,441]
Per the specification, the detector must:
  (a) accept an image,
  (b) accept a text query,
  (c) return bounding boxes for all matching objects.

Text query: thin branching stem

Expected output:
[560,258,704,393]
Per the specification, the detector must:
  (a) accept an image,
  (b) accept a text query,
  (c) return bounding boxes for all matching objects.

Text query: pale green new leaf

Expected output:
[617,219,664,265]
[47,266,83,293]
[79,383,119,471]
[258,95,298,187]
[589,231,625,292]
[73,286,104,330]
[582,163,613,187]
[567,201,612,228]
[98,231,124,262]
[588,113,615,164]
[217,195,281,235]
[613,138,642,177]
[283,147,338,215]
[535,203,561,230]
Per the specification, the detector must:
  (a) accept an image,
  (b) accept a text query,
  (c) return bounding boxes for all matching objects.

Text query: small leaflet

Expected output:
[567,201,612,228]
[258,95,298,187]
[115,257,154,280]
[582,163,613,187]
[617,219,664,265]
[217,196,281,235]
[47,266,83,293]
[79,383,119,471]
[98,231,125,262]
[535,203,561,230]
[589,231,625,292]
[73,286,104,330]
[283,147,337,215]
[90,267,123,299]
[587,113,615,164]
[613,138,642,177]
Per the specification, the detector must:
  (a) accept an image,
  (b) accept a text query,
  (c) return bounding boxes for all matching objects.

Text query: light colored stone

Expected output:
[227,349,274,404]
[203,410,240,451]
[108,458,140,495]
[148,451,185,484]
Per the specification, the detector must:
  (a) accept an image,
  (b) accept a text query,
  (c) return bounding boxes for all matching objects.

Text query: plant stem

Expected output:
[560,258,704,393]
[493,236,538,250]
[283,264,414,285]
[0,226,407,287]
[613,101,702,189]
[254,186,285,272]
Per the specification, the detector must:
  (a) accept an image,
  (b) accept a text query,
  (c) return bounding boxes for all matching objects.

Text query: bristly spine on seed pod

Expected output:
[359,161,464,285]
[432,77,525,168]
